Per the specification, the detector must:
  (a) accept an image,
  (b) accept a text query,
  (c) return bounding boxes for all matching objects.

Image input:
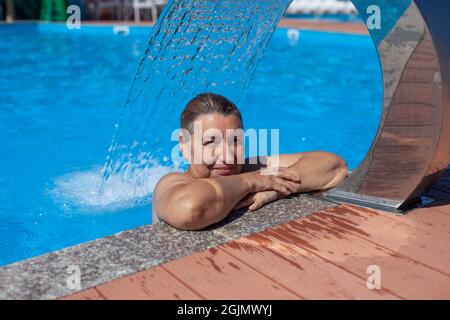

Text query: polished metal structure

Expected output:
[323,0,450,212]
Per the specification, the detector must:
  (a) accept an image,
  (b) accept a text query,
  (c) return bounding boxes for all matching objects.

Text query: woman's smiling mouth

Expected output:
[213,165,235,175]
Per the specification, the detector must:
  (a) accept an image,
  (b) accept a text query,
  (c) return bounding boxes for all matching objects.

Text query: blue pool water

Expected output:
[0,23,382,266]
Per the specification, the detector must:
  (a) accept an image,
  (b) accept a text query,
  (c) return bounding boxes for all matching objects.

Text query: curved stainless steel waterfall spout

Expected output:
[323,0,450,212]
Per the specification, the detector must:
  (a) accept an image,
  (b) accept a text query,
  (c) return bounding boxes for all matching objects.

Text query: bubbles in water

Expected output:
[49,157,179,211]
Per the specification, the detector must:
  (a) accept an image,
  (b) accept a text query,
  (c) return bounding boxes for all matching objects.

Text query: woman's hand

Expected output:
[242,167,302,196]
[233,190,282,211]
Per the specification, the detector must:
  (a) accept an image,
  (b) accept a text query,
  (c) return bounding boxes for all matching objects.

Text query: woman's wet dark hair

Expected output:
[180,93,243,133]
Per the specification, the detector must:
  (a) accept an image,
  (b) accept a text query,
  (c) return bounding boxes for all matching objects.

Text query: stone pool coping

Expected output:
[0,194,337,300]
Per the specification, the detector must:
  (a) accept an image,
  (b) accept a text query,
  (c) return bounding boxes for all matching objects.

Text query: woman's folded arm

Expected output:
[152,170,302,231]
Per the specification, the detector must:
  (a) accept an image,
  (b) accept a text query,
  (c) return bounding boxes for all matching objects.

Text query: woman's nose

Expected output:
[217,141,235,164]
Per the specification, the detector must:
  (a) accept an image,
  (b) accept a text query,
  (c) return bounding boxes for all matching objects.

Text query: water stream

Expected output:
[99,0,292,205]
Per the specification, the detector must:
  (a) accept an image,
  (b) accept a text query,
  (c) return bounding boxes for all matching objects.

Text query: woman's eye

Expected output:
[203,140,214,145]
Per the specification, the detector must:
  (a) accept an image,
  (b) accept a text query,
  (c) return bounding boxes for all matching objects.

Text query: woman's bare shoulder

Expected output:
[153,172,191,197]
[152,172,191,224]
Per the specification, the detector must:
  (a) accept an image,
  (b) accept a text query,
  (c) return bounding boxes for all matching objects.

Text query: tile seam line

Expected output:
[94,266,204,300]
[371,208,450,242]
[220,239,369,300]
[323,206,450,277]
[333,223,450,278]
[217,246,305,299]
[288,214,450,279]
[111,233,211,299]
[259,228,404,299]
[57,233,206,299]
[160,265,207,300]
[93,288,108,300]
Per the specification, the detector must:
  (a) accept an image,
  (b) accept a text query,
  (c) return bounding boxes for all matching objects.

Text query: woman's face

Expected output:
[180,113,244,178]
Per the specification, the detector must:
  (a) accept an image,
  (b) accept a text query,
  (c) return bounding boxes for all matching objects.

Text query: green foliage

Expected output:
[40,0,68,21]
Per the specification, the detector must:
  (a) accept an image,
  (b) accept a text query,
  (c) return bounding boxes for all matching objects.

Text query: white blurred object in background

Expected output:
[286,0,357,15]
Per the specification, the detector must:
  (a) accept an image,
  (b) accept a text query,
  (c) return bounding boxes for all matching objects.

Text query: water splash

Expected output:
[50,156,178,211]
[54,0,292,209]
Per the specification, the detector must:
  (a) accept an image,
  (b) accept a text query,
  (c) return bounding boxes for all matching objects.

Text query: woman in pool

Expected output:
[152,93,348,230]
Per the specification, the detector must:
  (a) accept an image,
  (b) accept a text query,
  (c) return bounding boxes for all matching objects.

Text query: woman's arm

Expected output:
[233,152,348,212]
[268,151,348,192]
[152,170,302,231]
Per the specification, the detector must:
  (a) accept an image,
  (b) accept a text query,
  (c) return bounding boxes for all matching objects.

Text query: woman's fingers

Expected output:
[248,202,261,211]
[269,169,302,194]
[233,193,255,210]
[275,169,301,183]
[284,180,302,193]
[249,191,278,211]
[273,177,301,194]
[271,182,291,196]
[252,169,301,194]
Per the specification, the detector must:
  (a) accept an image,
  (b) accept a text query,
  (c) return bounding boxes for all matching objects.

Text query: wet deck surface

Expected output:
[63,195,450,300]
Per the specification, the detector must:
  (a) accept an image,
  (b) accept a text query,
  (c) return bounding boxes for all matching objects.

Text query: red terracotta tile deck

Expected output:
[278,18,367,34]
[82,18,368,35]
[62,202,450,300]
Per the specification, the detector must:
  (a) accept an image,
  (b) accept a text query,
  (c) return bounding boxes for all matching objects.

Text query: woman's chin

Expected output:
[212,169,235,176]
